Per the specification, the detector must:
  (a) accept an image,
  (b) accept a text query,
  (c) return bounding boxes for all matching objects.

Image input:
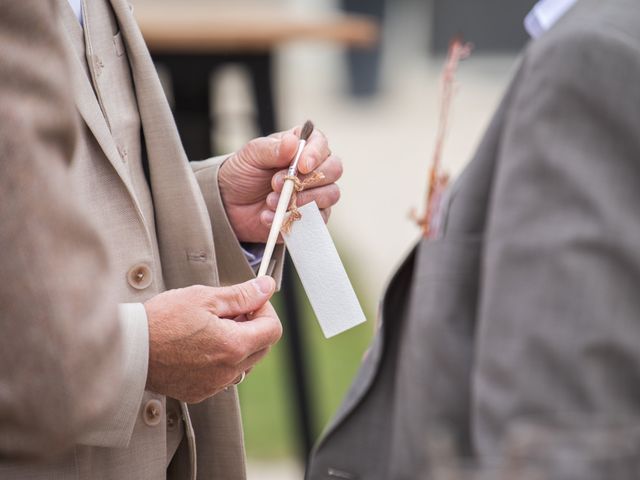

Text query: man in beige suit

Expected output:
[1,0,342,479]
[0,0,127,460]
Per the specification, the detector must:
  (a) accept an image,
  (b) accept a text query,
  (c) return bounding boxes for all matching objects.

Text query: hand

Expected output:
[218,125,343,243]
[143,276,282,403]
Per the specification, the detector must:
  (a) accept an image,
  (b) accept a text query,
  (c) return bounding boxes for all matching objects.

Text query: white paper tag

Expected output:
[282,202,366,338]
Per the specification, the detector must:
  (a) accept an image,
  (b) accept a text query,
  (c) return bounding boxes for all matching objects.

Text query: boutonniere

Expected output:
[412,37,472,238]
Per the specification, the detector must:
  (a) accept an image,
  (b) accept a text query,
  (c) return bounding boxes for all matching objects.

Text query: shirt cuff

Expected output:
[241,243,265,269]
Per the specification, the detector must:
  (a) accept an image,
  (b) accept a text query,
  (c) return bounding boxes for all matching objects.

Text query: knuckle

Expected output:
[193,284,211,299]
[274,320,283,341]
[332,156,344,178]
[269,319,283,344]
[247,137,261,151]
[191,285,216,309]
[330,184,341,204]
[206,291,222,312]
[263,311,283,343]
[244,138,262,159]
[272,171,285,189]
[227,341,246,363]
[296,191,309,206]
[236,284,253,308]
[222,284,250,313]
[304,146,320,166]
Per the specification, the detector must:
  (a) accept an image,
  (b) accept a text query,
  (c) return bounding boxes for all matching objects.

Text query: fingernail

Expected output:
[304,158,316,173]
[262,210,274,226]
[254,276,273,294]
[267,192,278,208]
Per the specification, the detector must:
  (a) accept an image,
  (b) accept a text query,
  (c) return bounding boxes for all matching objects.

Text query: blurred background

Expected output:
[132,0,536,477]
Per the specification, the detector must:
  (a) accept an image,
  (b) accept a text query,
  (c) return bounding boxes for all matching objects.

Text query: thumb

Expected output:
[209,276,276,318]
[246,133,299,170]
[277,132,300,168]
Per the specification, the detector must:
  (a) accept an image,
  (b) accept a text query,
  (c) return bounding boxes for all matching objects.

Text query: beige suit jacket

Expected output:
[0,0,282,478]
[0,0,126,460]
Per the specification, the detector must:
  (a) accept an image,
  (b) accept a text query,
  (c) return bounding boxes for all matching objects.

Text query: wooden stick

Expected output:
[257,121,314,277]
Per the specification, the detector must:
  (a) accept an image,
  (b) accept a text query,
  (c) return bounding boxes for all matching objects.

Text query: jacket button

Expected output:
[127,263,152,290]
[166,409,180,431]
[143,399,163,426]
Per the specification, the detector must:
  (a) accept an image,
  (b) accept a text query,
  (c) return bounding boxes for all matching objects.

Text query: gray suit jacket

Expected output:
[308,1,640,478]
[0,0,125,459]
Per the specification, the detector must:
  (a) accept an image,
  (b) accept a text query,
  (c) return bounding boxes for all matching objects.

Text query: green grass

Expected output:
[238,267,375,459]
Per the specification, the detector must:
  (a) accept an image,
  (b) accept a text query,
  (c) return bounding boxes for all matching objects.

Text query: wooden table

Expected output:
[134,1,378,461]
[135,3,378,53]
[134,1,378,157]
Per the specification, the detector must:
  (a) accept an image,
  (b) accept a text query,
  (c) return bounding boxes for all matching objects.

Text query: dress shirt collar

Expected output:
[524,0,578,38]
[67,0,83,26]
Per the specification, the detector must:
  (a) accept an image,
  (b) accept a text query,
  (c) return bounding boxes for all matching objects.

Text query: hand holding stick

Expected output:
[257,121,314,277]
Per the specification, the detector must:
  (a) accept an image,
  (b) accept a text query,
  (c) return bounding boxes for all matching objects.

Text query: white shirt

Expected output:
[67,0,83,25]
[525,0,578,38]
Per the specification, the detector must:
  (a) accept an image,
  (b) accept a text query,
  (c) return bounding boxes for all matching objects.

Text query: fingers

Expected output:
[243,134,299,170]
[232,307,283,360]
[225,349,268,389]
[298,129,331,174]
[207,277,276,318]
[260,205,331,228]
[320,207,331,224]
[266,184,341,211]
[272,124,331,174]
[271,154,343,192]
[260,209,275,228]
[237,347,270,373]
[277,133,300,169]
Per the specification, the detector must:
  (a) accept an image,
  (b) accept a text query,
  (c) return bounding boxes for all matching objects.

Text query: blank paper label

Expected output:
[283,202,366,338]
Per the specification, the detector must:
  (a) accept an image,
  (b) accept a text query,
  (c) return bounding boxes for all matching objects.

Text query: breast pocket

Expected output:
[388,236,483,476]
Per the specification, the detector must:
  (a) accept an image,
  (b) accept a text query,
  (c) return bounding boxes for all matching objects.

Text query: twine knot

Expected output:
[281,171,325,234]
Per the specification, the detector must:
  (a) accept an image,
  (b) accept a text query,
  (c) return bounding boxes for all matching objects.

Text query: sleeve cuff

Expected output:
[241,242,266,269]
[78,303,149,448]
[192,156,285,287]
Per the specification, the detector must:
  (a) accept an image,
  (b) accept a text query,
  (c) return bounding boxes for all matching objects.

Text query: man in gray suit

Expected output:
[308,0,640,478]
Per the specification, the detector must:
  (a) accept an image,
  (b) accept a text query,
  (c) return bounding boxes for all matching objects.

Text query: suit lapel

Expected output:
[314,246,418,445]
[57,1,144,217]
[110,0,217,288]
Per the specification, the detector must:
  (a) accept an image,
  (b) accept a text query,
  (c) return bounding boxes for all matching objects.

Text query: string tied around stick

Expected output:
[281,171,325,234]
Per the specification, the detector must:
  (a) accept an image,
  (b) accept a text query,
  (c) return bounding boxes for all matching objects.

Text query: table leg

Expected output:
[156,54,214,159]
[341,0,385,96]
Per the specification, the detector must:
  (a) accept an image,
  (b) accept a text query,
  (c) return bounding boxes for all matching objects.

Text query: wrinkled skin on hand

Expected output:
[144,276,281,403]
[218,125,343,243]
